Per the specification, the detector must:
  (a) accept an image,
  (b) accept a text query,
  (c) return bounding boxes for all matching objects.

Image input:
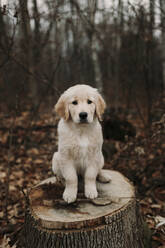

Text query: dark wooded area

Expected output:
[0,0,165,125]
[0,0,165,247]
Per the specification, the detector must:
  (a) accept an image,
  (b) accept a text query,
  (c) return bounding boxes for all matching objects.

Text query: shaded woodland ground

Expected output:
[0,93,164,248]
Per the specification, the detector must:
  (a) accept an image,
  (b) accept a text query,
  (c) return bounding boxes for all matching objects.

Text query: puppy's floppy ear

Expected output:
[55,94,69,121]
[95,92,106,121]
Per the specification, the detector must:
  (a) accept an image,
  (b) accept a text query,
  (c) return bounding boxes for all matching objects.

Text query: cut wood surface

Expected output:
[24,170,144,248]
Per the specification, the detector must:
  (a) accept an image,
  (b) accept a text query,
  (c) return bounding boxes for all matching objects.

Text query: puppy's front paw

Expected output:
[85,187,98,199]
[63,189,77,203]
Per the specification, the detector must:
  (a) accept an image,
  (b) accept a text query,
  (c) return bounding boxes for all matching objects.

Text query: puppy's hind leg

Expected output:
[97,169,111,183]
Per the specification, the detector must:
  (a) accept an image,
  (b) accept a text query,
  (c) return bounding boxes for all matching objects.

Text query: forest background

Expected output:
[0,0,165,247]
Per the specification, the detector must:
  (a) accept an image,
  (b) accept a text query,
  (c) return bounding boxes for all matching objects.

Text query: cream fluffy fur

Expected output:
[52,84,111,203]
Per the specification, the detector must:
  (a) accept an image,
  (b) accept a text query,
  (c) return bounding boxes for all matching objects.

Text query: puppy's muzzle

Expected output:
[79,112,88,123]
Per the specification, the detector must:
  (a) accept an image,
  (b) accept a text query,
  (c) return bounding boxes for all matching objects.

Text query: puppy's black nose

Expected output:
[79,112,88,120]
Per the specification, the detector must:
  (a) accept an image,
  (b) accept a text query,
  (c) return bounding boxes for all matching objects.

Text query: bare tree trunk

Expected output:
[19,0,35,102]
[0,6,9,48]
[0,6,9,67]
[150,0,155,36]
[88,0,103,92]
[70,0,103,91]
[114,0,123,111]
[30,0,42,106]
[160,0,165,89]
[143,0,155,126]
[90,32,103,92]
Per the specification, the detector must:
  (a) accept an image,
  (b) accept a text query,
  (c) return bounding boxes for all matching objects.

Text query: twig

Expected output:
[21,187,29,207]
[4,120,14,223]
[134,96,147,129]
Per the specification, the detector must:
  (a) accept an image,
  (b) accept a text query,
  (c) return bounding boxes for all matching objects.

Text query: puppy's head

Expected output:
[55,84,106,123]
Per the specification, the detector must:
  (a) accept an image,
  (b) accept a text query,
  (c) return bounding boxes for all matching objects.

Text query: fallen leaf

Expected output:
[33,159,43,164]
[155,216,165,228]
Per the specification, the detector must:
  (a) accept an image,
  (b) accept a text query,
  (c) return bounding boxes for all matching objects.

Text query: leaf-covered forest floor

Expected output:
[0,96,165,248]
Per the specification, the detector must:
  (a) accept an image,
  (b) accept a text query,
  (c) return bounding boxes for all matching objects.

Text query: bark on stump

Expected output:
[24,170,144,248]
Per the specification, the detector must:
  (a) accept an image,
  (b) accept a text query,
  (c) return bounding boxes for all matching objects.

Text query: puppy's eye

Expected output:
[87,99,92,104]
[72,100,78,105]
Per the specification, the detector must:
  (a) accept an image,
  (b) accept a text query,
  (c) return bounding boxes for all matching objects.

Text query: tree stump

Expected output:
[24,170,144,248]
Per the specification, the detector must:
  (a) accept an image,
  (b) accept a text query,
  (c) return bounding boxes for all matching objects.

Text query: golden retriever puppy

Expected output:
[52,84,111,203]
